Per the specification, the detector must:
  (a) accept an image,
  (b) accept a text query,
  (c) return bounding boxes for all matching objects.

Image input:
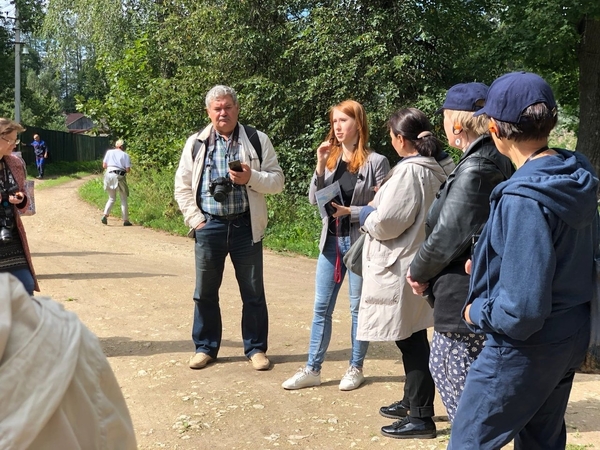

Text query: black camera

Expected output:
[209,177,233,203]
[0,188,18,243]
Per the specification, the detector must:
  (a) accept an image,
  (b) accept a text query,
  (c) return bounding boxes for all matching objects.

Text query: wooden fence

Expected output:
[16,126,110,165]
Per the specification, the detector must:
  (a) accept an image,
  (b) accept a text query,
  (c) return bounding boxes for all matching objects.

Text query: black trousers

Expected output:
[395,329,435,418]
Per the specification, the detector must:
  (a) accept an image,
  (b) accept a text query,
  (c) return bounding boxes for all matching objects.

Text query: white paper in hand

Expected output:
[315,181,343,219]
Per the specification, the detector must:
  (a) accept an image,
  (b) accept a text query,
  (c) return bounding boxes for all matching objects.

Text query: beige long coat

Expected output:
[357,155,454,342]
[0,274,137,450]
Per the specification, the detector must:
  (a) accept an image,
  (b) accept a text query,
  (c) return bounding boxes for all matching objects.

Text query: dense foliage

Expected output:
[1,0,599,192]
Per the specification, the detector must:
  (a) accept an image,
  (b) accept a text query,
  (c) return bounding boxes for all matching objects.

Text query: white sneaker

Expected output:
[282,367,321,390]
[339,366,365,391]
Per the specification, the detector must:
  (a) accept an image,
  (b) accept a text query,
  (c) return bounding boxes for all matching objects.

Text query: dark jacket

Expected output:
[466,149,598,346]
[409,135,513,333]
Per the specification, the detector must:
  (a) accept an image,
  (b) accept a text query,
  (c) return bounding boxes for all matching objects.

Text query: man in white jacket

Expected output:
[0,273,137,450]
[174,85,284,371]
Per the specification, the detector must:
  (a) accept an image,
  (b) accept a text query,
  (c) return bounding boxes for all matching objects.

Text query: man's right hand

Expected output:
[196,222,206,230]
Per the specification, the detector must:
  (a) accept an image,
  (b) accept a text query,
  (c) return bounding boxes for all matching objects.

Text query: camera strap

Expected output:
[0,159,19,197]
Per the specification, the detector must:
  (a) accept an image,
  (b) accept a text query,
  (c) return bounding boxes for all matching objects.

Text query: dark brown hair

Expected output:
[493,103,557,142]
[388,108,443,158]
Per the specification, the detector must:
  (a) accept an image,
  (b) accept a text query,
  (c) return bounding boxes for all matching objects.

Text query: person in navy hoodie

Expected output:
[448,72,598,450]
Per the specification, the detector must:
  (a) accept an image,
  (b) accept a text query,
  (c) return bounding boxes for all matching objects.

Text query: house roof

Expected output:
[65,113,86,127]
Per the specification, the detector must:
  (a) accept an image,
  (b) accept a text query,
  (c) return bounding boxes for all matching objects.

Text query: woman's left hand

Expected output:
[8,192,25,204]
[330,202,350,218]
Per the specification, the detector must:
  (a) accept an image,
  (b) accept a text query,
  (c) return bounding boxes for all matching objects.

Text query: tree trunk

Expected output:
[577,17,600,177]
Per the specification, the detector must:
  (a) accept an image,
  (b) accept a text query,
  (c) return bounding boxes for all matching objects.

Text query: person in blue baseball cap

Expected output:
[405,82,513,424]
[448,71,599,449]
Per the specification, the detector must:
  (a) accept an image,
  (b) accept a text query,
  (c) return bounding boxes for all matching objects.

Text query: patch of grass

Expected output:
[26,160,103,181]
[264,193,321,258]
[566,445,593,450]
[37,172,98,190]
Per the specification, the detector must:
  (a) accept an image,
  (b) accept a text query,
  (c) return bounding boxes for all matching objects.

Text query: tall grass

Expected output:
[265,193,321,258]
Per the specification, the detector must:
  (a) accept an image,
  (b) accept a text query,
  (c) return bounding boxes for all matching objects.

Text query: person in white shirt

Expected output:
[101,139,132,226]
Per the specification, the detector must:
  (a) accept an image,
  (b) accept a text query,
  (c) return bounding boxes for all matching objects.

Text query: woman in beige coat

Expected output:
[357,108,454,440]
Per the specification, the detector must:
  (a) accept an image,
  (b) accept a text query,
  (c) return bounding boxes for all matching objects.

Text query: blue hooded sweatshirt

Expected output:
[466,149,599,346]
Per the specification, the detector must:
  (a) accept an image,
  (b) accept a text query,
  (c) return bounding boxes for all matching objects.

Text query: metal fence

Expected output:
[16,126,110,165]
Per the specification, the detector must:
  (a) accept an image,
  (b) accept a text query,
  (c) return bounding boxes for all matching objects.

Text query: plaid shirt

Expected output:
[199,130,249,216]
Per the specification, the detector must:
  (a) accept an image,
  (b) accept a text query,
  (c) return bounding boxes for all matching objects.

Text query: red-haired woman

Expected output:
[282,100,390,391]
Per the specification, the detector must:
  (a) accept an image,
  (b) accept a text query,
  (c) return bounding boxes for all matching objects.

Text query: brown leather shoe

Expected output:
[189,352,214,369]
[249,352,270,370]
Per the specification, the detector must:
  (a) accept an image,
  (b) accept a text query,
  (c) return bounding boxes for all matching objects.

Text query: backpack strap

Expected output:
[191,133,205,162]
[191,124,263,164]
[242,124,262,165]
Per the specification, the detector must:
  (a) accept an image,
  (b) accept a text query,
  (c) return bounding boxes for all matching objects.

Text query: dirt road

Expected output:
[22,177,600,449]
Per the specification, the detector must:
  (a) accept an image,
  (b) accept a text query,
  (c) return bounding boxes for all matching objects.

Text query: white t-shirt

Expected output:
[103,149,131,170]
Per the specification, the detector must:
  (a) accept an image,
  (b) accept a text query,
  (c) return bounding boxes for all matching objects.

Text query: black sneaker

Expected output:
[379,400,409,419]
[381,416,436,439]
[123,220,132,226]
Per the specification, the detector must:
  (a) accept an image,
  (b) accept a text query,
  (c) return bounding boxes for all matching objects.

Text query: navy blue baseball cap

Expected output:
[435,82,488,114]
[473,72,557,123]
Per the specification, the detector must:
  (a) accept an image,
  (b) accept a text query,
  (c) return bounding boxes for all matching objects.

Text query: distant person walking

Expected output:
[101,139,132,226]
[30,134,48,179]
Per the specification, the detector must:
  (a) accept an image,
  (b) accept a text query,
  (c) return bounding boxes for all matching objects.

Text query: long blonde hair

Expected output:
[325,100,370,173]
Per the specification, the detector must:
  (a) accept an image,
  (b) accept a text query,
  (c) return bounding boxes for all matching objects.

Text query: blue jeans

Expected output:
[4,267,35,295]
[307,234,369,372]
[35,156,45,177]
[192,214,268,359]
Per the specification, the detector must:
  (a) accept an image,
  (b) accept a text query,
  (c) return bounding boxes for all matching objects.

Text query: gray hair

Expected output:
[115,139,125,148]
[205,85,238,108]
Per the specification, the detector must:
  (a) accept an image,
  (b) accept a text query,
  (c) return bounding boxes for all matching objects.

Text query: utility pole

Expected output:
[14,0,21,123]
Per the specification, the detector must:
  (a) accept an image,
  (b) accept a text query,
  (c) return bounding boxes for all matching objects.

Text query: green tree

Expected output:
[488,0,600,172]
[75,0,498,195]
[0,0,68,128]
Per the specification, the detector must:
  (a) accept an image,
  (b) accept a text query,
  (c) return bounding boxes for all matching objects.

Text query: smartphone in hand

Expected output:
[228,160,243,172]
